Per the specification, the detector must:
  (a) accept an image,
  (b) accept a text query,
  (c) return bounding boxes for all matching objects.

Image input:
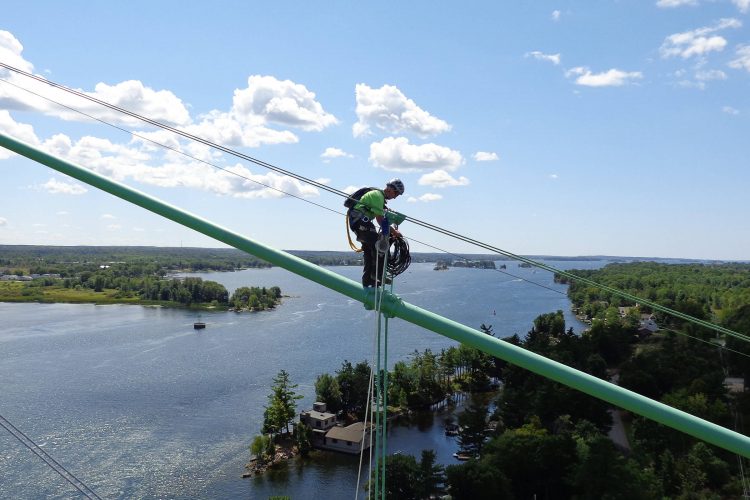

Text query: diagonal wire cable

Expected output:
[0,413,102,500]
[0,62,342,197]
[2,60,748,344]
[0,77,341,217]
[0,75,572,299]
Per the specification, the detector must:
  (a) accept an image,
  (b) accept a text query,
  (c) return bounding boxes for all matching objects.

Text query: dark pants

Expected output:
[350,215,385,287]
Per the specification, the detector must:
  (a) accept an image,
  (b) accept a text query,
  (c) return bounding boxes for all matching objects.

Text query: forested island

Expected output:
[434,259,497,270]
[0,246,281,311]
[248,261,750,498]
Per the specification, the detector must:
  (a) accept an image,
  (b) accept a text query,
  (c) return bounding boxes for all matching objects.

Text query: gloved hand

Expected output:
[387,210,406,225]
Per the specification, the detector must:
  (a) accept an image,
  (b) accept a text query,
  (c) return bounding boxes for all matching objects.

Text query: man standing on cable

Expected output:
[348,178,405,287]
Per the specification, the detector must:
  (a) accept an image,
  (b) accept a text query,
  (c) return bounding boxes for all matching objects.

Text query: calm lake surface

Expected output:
[0,260,606,499]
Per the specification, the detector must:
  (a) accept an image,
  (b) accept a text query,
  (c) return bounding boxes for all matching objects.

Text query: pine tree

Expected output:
[263,370,303,436]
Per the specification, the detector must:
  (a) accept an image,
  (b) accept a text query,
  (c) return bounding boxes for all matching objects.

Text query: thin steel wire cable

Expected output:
[0,414,102,500]
[0,62,343,198]
[405,235,568,296]
[2,62,747,343]
[0,77,342,217]
[357,250,388,500]
[0,75,590,299]
[373,254,391,499]
[356,352,377,500]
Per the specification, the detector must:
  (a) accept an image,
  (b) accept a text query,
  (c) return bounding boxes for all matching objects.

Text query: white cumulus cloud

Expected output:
[729,45,750,72]
[231,75,338,132]
[418,169,470,188]
[2,31,336,152]
[407,193,443,203]
[353,84,451,138]
[42,177,88,195]
[84,80,191,126]
[660,18,741,59]
[552,10,561,21]
[566,67,643,87]
[525,51,561,65]
[30,130,319,200]
[0,30,34,76]
[656,0,698,7]
[0,31,191,127]
[733,0,750,13]
[186,75,336,149]
[369,137,463,172]
[723,106,740,115]
[0,217,7,226]
[321,147,352,159]
[473,151,499,162]
[0,110,41,159]
[695,69,727,81]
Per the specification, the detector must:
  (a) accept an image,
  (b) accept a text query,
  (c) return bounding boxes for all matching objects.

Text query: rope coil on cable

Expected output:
[386,237,411,277]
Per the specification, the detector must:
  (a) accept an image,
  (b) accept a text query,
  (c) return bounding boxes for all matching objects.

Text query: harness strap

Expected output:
[345,214,364,253]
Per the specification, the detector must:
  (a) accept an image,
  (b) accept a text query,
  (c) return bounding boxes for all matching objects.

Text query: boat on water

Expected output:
[445,423,460,436]
[193,322,206,329]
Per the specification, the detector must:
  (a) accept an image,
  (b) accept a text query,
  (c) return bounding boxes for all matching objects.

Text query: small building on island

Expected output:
[322,421,372,454]
[300,402,337,445]
[299,402,372,454]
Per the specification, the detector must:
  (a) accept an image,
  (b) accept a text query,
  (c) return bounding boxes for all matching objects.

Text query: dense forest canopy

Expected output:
[559,262,750,325]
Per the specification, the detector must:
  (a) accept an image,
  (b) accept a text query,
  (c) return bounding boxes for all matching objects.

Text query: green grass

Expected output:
[0,282,223,309]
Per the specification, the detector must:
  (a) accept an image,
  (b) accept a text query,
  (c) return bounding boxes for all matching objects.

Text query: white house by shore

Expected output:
[299,402,372,455]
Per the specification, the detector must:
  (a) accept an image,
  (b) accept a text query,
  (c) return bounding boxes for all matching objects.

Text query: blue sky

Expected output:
[1,1,748,260]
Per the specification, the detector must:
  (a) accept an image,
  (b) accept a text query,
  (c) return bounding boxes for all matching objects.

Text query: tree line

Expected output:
[6,260,282,310]
[558,261,750,325]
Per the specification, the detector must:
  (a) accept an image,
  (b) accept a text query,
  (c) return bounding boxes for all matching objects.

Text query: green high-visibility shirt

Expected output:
[354,189,385,220]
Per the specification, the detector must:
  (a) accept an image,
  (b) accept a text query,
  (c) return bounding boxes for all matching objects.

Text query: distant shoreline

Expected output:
[1,244,736,264]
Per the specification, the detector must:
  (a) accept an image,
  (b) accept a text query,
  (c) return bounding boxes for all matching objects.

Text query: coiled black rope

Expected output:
[387,237,411,277]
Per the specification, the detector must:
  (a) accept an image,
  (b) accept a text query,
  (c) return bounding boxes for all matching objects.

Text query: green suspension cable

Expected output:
[379,261,390,500]
[374,295,382,500]
[382,312,390,500]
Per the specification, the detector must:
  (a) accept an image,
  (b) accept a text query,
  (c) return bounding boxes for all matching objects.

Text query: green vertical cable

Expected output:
[375,262,388,500]
[3,131,750,459]
[373,291,382,500]
[382,315,389,500]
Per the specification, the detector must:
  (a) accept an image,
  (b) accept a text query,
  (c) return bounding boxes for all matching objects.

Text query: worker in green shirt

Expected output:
[348,178,405,287]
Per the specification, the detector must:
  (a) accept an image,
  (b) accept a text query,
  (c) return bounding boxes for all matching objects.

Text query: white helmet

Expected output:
[387,178,405,195]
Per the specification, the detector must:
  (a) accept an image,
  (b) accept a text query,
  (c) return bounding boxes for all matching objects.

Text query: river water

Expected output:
[0,260,605,499]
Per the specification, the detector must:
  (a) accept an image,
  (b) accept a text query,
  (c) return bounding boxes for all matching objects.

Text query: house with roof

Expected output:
[300,402,337,446]
[321,421,372,454]
[638,315,659,338]
[299,402,372,454]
